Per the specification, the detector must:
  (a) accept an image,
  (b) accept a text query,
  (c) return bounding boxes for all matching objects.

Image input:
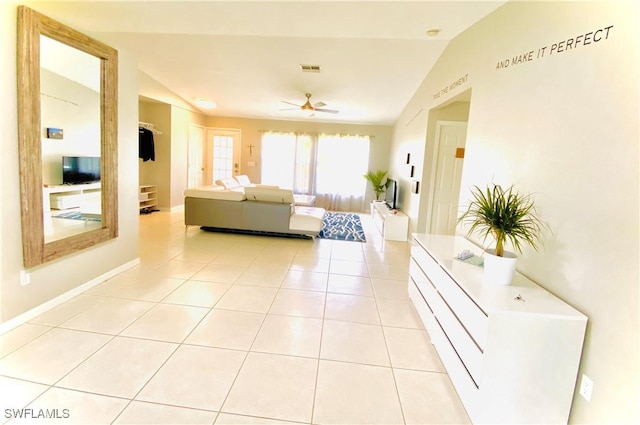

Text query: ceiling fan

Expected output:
[280,93,339,115]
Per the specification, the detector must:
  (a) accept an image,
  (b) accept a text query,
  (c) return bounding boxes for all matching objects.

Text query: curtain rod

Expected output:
[257,130,374,138]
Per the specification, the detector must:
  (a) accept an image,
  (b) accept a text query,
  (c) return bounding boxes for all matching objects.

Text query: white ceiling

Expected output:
[29,1,507,125]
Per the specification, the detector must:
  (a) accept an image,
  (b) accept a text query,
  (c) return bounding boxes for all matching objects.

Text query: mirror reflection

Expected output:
[17,5,118,268]
[40,35,102,243]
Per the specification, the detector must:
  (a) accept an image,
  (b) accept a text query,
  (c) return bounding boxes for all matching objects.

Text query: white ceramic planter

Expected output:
[483,249,518,285]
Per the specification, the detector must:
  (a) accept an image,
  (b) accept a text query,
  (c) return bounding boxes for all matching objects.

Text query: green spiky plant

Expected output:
[457,184,548,257]
[363,170,389,201]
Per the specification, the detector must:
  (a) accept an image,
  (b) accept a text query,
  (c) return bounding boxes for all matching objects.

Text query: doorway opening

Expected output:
[421,89,472,235]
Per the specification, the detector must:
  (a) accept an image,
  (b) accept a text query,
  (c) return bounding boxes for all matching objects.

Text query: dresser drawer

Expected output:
[411,245,488,349]
[431,317,480,412]
[410,260,447,342]
[408,280,437,336]
[410,259,483,382]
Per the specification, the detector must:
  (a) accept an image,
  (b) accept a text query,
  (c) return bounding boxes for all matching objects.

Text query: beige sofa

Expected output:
[184,185,326,238]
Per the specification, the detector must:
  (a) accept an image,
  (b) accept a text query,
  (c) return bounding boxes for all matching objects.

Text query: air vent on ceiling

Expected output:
[300,64,321,73]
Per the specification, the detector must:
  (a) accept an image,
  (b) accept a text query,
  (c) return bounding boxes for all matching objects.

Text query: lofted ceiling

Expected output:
[27,1,507,125]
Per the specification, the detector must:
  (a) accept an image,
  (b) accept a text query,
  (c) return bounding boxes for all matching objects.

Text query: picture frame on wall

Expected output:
[409,165,415,178]
[411,180,420,194]
[406,153,411,164]
[46,127,63,139]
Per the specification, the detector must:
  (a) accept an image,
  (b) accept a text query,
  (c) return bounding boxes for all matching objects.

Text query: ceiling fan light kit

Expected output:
[280,93,339,116]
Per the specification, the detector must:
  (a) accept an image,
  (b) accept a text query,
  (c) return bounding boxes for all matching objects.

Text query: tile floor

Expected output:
[0,210,470,424]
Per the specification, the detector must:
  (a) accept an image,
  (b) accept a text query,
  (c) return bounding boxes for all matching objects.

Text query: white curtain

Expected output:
[315,134,370,212]
[261,132,295,189]
[293,134,315,194]
[261,132,371,212]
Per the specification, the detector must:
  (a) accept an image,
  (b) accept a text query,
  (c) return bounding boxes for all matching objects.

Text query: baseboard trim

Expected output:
[0,257,141,335]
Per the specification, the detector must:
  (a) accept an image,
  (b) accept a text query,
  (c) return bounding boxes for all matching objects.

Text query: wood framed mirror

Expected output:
[17,6,118,268]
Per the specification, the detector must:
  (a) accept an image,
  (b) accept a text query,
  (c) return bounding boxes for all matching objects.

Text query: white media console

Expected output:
[371,201,409,241]
[43,183,101,215]
[408,234,587,424]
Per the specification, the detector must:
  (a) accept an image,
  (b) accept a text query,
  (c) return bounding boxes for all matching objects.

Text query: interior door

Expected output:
[205,128,242,184]
[429,121,468,235]
[187,124,205,188]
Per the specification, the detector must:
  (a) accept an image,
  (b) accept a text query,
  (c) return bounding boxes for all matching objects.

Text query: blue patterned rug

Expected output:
[53,211,101,222]
[318,212,366,242]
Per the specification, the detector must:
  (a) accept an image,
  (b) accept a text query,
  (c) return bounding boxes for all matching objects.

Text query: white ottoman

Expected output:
[289,206,326,234]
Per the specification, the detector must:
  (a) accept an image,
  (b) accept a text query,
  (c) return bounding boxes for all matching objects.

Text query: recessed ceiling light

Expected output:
[426,28,441,37]
[194,97,216,108]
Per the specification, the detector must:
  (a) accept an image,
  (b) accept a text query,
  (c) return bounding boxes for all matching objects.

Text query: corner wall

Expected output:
[392,1,639,422]
[0,2,140,323]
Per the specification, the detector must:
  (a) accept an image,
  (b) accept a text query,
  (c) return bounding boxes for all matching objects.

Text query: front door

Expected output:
[205,128,242,184]
[429,121,467,235]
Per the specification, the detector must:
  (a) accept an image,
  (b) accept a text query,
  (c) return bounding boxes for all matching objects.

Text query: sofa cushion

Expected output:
[183,185,223,197]
[234,175,252,186]
[215,178,242,190]
[185,186,246,201]
[234,175,279,189]
[244,186,295,204]
[290,206,326,233]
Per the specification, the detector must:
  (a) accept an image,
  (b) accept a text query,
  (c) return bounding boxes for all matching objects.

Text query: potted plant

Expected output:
[364,170,389,201]
[457,184,548,285]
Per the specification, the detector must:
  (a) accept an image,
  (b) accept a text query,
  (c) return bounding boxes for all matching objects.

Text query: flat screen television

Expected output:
[385,178,397,210]
[62,156,101,185]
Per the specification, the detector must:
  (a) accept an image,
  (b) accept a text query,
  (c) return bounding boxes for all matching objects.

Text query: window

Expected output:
[261,131,371,211]
[261,132,295,189]
[316,134,369,195]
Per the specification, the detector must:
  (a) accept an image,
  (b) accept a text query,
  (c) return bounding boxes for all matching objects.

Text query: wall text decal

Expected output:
[496,25,614,70]
[433,74,469,100]
[41,92,79,107]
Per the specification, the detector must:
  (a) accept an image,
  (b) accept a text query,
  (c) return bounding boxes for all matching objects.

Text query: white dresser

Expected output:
[409,234,587,424]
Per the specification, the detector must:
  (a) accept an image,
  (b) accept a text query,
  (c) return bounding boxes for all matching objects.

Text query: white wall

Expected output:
[392,1,639,423]
[0,2,140,323]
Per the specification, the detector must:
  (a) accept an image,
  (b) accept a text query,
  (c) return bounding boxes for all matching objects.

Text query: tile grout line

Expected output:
[373,279,409,425]
[213,261,285,421]
[3,211,426,424]
[309,259,330,425]
[110,259,248,423]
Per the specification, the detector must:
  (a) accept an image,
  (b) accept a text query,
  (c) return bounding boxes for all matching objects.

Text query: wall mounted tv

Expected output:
[385,178,398,210]
[62,156,101,185]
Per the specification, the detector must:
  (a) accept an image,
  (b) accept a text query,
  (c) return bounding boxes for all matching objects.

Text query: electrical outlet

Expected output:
[579,374,593,402]
[20,270,31,286]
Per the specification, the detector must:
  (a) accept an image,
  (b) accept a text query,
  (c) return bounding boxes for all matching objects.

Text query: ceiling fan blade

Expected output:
[314,108,339,114]
[313,101,326,108]
[279,107,301,111]
[281,100,302,107]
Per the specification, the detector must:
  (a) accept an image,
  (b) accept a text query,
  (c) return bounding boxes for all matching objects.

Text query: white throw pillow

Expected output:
[215,178,241,190]
[234,175,252,186]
